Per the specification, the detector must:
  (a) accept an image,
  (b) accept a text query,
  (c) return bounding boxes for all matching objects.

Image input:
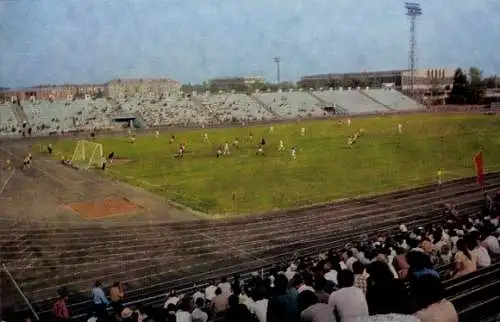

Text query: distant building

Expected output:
[0,84,105,102]
[209,76,265,91]
[105,78,181,99]
[298,68,455,102]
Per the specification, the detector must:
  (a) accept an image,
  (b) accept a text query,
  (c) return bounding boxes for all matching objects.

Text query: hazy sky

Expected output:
[1,0,499,87]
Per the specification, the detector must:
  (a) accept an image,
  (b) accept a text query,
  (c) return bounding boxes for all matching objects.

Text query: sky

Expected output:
[0,0,499,88]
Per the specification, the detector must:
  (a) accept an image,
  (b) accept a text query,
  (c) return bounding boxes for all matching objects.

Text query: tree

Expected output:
[468,67,485,104]
[447,68,469,104]
[483,76,498,89]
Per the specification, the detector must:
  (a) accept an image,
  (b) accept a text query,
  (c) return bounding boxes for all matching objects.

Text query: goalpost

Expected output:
[71,140,104,170]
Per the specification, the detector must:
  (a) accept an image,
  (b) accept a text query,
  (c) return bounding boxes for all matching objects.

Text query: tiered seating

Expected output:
[24,99,114,134]
[198,92,274,123]
[363,89,422,111]
[138,95,210,127]
[313,89,389,114]
[254,90,326,119]
[0,104,18,136]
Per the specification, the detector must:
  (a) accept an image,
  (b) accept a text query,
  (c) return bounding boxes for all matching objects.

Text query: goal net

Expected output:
[71,140,104,170]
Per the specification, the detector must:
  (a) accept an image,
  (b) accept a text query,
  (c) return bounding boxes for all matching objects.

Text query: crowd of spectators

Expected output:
[40,192,500,322]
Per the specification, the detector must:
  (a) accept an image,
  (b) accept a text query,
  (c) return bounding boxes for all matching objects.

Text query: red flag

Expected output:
[474,151,484,187]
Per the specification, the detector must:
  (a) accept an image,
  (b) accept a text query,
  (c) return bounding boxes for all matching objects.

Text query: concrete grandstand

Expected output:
[0,88,423,136]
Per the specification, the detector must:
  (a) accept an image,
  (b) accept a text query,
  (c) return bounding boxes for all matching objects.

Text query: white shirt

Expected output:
[176,310,192,322]
[191,308,208,322]
[482,236,500,254]
[205,285,217,301]
[285,269,297,281]
[217,282,232,297]
[164,296,180,308]
[324,270,338,284]
[239,293,255,309]
[250,299,268,322]
[346,257,358,271]
[328,287,369,322]
[192,291,205,303]
[471,246,491,267]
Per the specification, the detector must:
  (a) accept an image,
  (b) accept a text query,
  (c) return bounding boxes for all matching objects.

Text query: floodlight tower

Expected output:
[273,56,281,84]
[405,2,422,97]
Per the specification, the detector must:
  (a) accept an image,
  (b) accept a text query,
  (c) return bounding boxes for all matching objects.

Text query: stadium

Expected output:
[2,2,500,322]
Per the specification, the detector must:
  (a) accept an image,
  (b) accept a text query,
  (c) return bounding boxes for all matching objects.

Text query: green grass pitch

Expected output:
[40,113,500,215]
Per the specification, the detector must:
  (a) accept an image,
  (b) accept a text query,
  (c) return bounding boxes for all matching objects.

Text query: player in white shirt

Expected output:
[203,133,209,142]
[155,130,160,139]
[269,126,274,134]
[278,140,285,152]
[398,123,403,134]
[300,127,305,136]
[347,118,351,127]
[291,147,296,160]
[223,142,230,155]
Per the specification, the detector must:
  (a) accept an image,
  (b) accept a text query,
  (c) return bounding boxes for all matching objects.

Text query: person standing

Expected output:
[91,281,109,318]
[52,287,70,322]
[109,281,125,313]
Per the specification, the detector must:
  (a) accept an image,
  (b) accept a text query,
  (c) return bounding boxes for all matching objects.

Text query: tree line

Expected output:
[448,67,497,105]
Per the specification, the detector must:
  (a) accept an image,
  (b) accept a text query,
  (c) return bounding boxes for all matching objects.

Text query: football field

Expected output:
[40,113,500,215]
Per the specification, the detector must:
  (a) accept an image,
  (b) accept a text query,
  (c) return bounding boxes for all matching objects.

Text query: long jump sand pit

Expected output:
[65,197,139,219]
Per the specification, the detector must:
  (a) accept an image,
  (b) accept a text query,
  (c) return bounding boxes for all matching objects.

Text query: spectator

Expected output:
[192,297,208,322]
[298,291,335,322]
[328,270,368,321]
[312,275,330,304]
[267,274,299,322]
[176,298,192,322]
[481,225,500,254]
[294,273,315,293]
[192,287,205,304]
[205,280,217,302]
[406,251,439,280]
[211,287,229,317]
[365,261,411,315]
[467,233,491,268]
[164,290,181,308]
[412,275,458,322]
[352,261,368,294]
[165,304,177,322]
[323,262,338,285]
[225,294,254,322]
[91,280,109,318]
[52,287,70,322]
[249,286,268,322]
[109,281,125,313]
[392,246,410,279]
[451,239,477,278]
[218,277,232,297]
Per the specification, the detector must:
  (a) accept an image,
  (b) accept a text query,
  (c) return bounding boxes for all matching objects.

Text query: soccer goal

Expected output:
[71,140,104,170]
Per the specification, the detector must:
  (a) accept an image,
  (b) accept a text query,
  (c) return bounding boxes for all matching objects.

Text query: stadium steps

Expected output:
[190,96,223,124]
[248,94,280,119]
[359,90,394,111]
[10,103,29,126]
[307,91,350,115]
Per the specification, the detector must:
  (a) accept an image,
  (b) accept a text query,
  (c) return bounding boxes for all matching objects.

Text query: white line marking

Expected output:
[0,169,15,195]
[0,147,67,186]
